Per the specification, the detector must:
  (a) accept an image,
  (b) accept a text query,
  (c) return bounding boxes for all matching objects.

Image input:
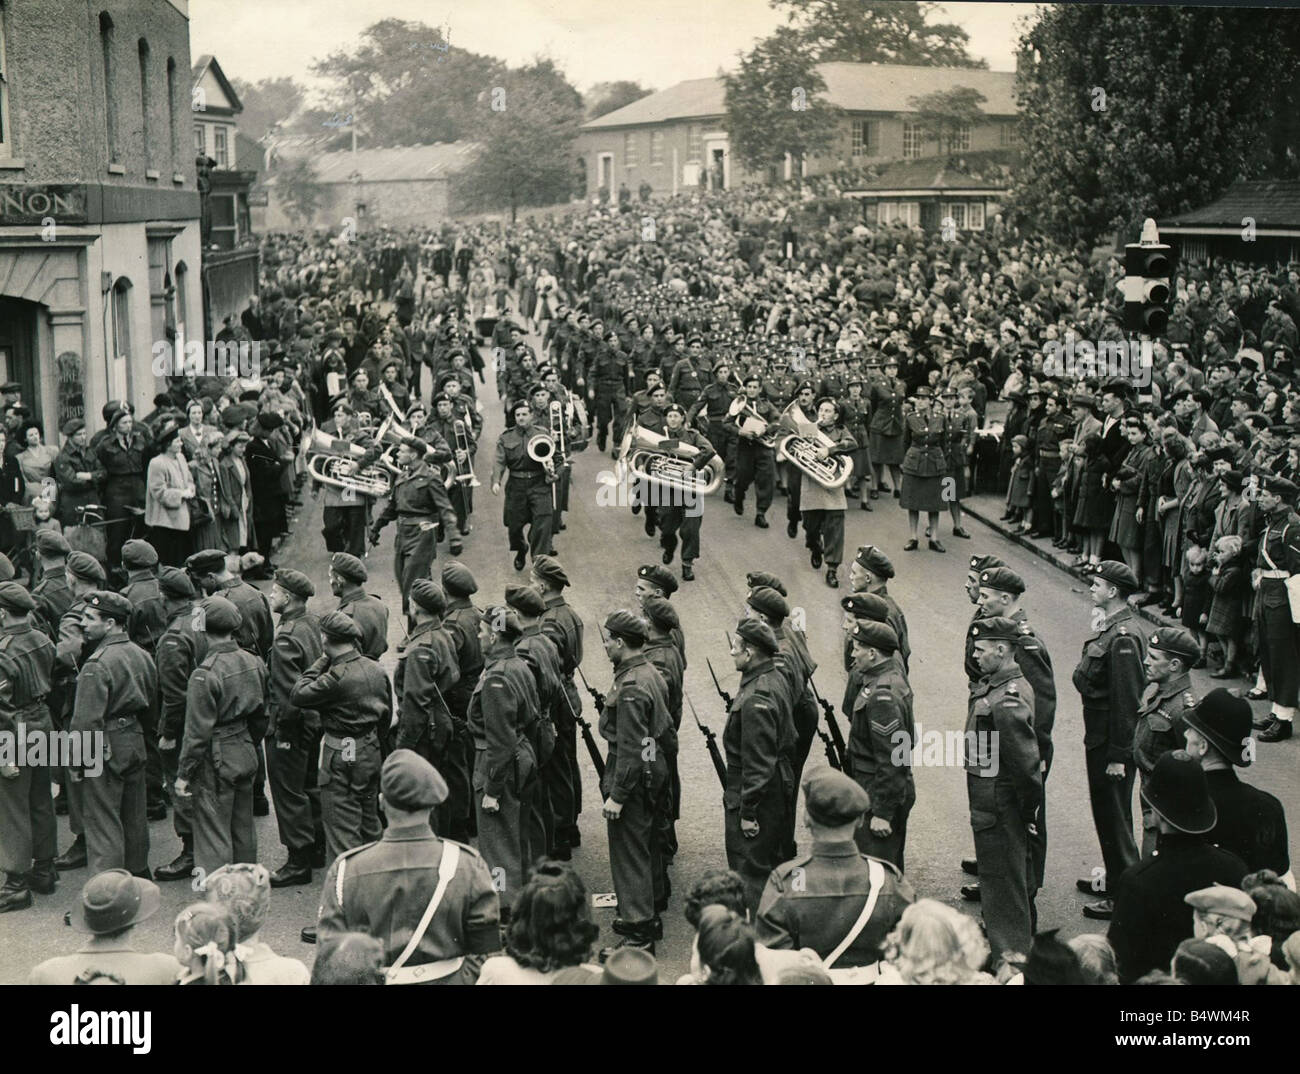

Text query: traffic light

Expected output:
[1120,218,1174,335]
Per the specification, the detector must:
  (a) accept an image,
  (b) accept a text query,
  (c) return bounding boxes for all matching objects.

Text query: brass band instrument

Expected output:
[450,419,481,488]
[549,400,568,463]
[726,392,780,448]
[307,429,393,497]
[775,402,854,490]
[626,426,723,497]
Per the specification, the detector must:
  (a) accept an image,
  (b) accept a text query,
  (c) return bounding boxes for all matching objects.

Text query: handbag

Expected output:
[189,496,213,527]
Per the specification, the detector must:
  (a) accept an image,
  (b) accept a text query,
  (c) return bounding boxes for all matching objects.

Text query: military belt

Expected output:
[213,720,250,738]
[398,514,438,524]
[323,728,377,748]
[508,470,545,482]
[1258,569,1289,580]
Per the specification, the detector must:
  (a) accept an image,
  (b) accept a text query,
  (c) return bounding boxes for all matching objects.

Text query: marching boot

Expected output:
[270,849,314,888]
[300,925,318,944]
[155,838,195,881]
[723,486,734,504]
[754,512,769,528]
[681,562,695,582]
[612,914,663,940]
[644,513,656,537]
[311,842,328,869]
[961,884,981,902]
[733,496,744,516]
[786,520,798,539]
[0,876,32,914]
[53,836,87,872]
[825,567,839,588]
[961,858,979,876]
[28,859,58,895]
[810,548,822,570]
[860,498,873,511]
[513,549,527,571]
[661,535,677,563]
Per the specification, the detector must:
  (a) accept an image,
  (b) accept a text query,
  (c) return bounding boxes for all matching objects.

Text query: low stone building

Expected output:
[843,158,1008,233]
[1159,180,1300,266]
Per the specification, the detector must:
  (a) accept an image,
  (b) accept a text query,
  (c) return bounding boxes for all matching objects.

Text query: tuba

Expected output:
[775,401,854,490]
[307,429,393,497]
[627,426,723,497]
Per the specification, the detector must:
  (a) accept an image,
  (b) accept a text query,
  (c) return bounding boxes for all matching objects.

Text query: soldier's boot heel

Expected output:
[0,877,33,914]
[28,860,58,895]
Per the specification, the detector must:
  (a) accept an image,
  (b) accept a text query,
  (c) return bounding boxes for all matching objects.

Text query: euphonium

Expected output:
[627,427,723,496]
[776,432,854,490]
[306,429,393,497]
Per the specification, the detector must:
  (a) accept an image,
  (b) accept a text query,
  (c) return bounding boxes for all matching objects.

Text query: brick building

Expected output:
[576,62,1017,200]
[0,0,202,439]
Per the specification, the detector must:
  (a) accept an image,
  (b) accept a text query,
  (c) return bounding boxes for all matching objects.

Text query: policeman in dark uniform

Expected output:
[393,579,459,777]
[317,750,501,985]
[0,583,57,912]
[1252,473,1300,742]
[1133,627,1199,858]
[468,604,538,914]
[599,610,672,956]
[154,568,208,881]
[724,618,796,915]
[756,768,914,975]
[265,568,323,888]
[1072,560,1147,919]
[846,620,915,871]
[440,561,481,842]
[70,591,157,877]
[289,611,391,865]
[967,615,1043,961]
[175,596,266,878]
[328,552,389,661]
[655,403,723,582]
[730,372,779,526]
[687,358,737,502]
[533,555,585,856]
[1183,688,1291,878]
[491,399,557,572]
[370,438,461,619]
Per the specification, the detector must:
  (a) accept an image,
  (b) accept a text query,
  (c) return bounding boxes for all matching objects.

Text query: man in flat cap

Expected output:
[845,546,910,675]
[1182,688,1291,879]
[533,555,586,856]
[329,552,389,662]
[1073,560,1147,918]
[598,610,673,956]
[289,610,392,873]
[439,562,481,843]
[264,569,324,888]
[70,590,156,877]
[1251,473,1300,742]
[317,749,501,984]
[0,582,57,912]
[490,399,557,573]
[967,615,1044,960]
[756,768,914,977]
[507,583,563,861]
[175,597,266,878]
[467,605,539,915]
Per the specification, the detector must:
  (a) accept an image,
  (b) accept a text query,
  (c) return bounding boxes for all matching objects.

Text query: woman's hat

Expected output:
[72,870,162,934]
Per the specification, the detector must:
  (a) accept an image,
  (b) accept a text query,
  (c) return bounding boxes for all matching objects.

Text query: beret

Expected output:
[735,618,779,656]
[1185,885,1257,922]
[746,586,789,622]
[848,619,898,652]
[410,579,447,617]
[85,589,132,622]
[1148,627,1201,665]
[637,564,678,596]
[509,397,532,415]
[61,418,86,437]
[0,581,36,613]
[979,566,1025,595]
[841,592,891,623]
[380,749,449,810]
[67,550,107,584]
[712,358,730,372]
[665,403,686,417]
[504,582,546,618]
[330,552,368,584]
[36,530,71,557]
[1090,559,1140,593]
[746,571,787,596]
[969,554,1006,574]
[1263,474,1298,497]
[1183,687,1253,766]
[853,545,894,579]
[320,610,363,643]
[640,595,679,632]
[256,411,284,432]
[274,567,315,599]
[158,566,196,599]
[121,539,159,569]
[969,615,1021,643]
[442,561,478,597]
[604,609,648,645]
[199,596,243,634]
[108,407,132,429]
[481,605,523,639]
[532,554,569,589]
[803,768,871,827]
[186,549,227,576]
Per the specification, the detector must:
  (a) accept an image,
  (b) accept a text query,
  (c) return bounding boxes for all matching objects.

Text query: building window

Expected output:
[194,125,205,154]
[166,58,179,169]
[0,2,12,156]
[100,13,119,162]
[1000,121,1019,147]
[687,124,701,162]
[138,39,152,169]
[877,200,920,227]
[851,119,878,158]
[968,202,985,230]
[901,121,924,159]
[946,124,971,153]
[650,130,664,165]
[174,261,189,352]
[210,193,236,249]
[213,125,228,168]
[623,131,637,168]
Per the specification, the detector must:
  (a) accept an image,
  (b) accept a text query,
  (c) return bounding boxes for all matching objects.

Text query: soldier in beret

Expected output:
[506,583,562,859]
[1073,561,1147,919]
[634,564,686,666]
[31,531,73,641]
[0,582,57,912]
[317,749,502,984]
[490,399,557,573]
[845,546,910,675]
[1133,628,1200,859]
[641,596,684,874]
[723,618,796,914]
[175,597,267,878]
[120,539,169,820]
[598,610,672,956]
[1251,473,1300,742]
[70,590,157,877]
[265,569,324,888]
[654,403,722,583]
[329,552,389,662]
[439,562,482,843]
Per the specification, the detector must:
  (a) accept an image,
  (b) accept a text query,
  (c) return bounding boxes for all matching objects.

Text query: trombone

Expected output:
[449,419,481,488]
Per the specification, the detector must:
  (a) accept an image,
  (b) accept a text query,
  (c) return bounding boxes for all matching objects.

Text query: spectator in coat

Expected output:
[144,425,197,566]
[96,408,149,568]
[217,430,256,554]
[53,419,105,527]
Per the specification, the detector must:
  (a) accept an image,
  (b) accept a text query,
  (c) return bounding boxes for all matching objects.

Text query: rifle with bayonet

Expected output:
[706,657,733,710]
[684,688,726,789]
[573,666,609,790]
[808,676,847,772]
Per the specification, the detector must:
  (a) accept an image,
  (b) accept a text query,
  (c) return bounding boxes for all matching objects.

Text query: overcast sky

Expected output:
[190,0,1031,98]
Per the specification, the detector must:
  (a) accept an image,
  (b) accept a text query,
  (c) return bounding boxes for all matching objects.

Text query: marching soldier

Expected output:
[370,438,462,619]
[1252,473,1300,742]
[656,403,723,583]
[175,596,266,879]
[440,562,482,842]
[761,351,798,411]
[867,356,906,499]
[1134,628,1200,858]
[154,568,208,882]
[800,397,857,588]
[70,591,157,877]
[425,395,477,536]
[724,618,796,915]
[687,358,737,502]
[588,328,631,454]
[1072,560,1147,920]
[967,616,1043,961]
[730,372,779,527]
[329,552,389,661]
[491,399,557,572]
[317,750,501,985]
[393,579,459,774]
[668,335,706,415]
[468,604,538,915]
[845,545,910,674]
[265,568,324,888]
[0,583,57,912]
[315,399,382,558]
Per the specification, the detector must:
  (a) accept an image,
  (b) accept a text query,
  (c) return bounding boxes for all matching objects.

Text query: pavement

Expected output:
[3,339,1296,984]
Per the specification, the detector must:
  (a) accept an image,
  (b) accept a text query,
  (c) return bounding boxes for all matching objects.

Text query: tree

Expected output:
[276,158,323,226]
[906,86,987,154]
[724,26,841,184]
[230,77,304,142]
[1011,4,1300,246]
[452,60,584,221]
[773,0,985,67]
[586,81,654,120]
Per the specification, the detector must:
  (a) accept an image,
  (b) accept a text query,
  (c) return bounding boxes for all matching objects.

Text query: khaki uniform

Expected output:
[0,623,56,879]
[266,607,323,858]
[847,654,916,870]
[1133,672,1195,857]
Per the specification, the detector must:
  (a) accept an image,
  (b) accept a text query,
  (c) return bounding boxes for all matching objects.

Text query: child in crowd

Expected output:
[1005,434,1033,529]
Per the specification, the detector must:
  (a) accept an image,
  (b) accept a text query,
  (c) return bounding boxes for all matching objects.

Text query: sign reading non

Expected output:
[0,185,88,226]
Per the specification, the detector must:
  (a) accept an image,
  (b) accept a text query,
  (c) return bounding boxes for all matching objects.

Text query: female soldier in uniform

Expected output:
[900,386,951,553]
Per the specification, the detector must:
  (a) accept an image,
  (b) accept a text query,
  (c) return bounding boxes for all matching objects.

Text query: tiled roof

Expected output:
[1160,181,1300,229]
[295,143,478,184]
[847,158,1006,193]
